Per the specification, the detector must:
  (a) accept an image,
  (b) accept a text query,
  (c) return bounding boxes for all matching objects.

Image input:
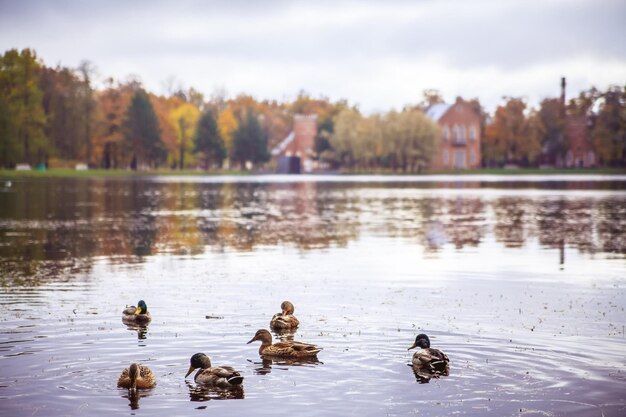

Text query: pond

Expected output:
[0,174,625,417]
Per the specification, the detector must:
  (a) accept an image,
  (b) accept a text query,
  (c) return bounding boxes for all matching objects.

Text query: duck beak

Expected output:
[281,309,288,316]
[185,365,196,378]
[408,343,417,351]
[246,336,256,344]
[134,307,142,315]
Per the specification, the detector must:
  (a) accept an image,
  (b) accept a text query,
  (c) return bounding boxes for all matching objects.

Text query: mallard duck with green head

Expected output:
[247,329,321,359]
[270,301,300,331]
[117,363,156,390]
[408,334,449,375]
[185,353,244,389]
[122,300,151,325]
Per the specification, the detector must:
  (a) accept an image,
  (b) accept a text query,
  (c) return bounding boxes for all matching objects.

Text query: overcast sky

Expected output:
[1,0,624,113]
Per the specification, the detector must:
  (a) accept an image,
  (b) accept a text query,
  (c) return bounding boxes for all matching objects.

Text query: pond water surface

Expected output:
[0,175,625,417]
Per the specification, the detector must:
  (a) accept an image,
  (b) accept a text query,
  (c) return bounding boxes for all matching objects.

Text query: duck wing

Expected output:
[196,366,243,388]
[413,348,449,374]
[136,365,156,389]
[269,341,321,356]
[122,306,137,316]
[270,314,300,329]
[117,367,131,388]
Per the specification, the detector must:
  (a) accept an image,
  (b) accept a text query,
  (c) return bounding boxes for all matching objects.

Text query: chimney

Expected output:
[560,77,566,115]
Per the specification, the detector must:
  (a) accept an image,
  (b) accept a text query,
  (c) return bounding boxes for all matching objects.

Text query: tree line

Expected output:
[1,48,624,170]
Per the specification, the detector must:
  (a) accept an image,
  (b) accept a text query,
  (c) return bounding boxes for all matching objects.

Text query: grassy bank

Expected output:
[0,167,624,178]
[0,168,253,178]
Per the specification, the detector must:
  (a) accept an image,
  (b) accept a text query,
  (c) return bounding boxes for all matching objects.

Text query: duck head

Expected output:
[135,300,148,315]
[280,301,295,316]
[408,334,431,350]
[247,329,273,345]
[128,363,139,390]
[185,353,212,378]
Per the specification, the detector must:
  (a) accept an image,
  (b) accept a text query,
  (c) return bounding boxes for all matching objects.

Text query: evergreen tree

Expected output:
[193,110,225,170]
[0,48,49,167]
[233,109,269,169]
[0,95,18,167]
[124,89,165,169]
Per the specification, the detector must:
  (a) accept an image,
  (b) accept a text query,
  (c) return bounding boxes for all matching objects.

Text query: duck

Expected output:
[185,353,244,389]
[117,363,156,390]
[270,301,300,331]
[122,300,151,325]
[408,334,449,375]
[247,329,321,359]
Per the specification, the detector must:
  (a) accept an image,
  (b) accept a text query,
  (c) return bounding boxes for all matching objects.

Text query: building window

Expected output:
[469,126,477,142]
[443,150,449,165]
[586,151,595,167]
[442,126,450,142]
[470,150,476,165]
[453,125,460,143]
[460,126,466,143]
[454,150,466,168]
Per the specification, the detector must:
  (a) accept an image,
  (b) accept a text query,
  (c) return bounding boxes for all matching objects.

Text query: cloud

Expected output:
[1,0,624,112]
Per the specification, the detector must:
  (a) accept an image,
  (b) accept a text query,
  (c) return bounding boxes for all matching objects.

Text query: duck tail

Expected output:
[430,360,447,373]
[227,375,244,386]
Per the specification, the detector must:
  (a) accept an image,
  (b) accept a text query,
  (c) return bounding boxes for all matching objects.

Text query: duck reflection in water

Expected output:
[124,323,148,340]
[122,389,140,410]
[186,381,244,401]
[408,334,449,384]
[248,356,322,375]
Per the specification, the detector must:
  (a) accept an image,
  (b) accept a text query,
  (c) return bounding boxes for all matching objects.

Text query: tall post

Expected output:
[560,77,566,117]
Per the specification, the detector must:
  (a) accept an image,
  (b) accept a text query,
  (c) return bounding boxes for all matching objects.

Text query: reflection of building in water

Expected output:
[191,181,357,251]
[271,114,317,173]
[426,98,482,170]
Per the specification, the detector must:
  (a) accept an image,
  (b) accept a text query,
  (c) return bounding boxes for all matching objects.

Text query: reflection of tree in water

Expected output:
[596,198,626,254]
[536,199,594,254]
[128,180,159,257]
[0,179,96,282]
[154,181,205,256]
[2,178,626,282]
[193,181,359,251]
[493,198,531,248]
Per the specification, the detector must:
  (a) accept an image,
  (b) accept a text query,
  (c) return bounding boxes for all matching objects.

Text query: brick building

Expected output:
[562,116,595,167]
[272,114,317,173]
[558,78,596,168]
[426,98,481,170]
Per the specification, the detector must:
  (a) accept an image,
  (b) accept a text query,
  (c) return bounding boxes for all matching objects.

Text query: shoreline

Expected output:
[1,167,625,179]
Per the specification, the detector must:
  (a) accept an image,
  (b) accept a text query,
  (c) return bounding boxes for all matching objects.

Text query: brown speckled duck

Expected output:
[122,300,151,325]
[269,301,300,331]
[247,329,321,359]
[408,334,449,375]
[185,353,244,389]
[117,363,156,390]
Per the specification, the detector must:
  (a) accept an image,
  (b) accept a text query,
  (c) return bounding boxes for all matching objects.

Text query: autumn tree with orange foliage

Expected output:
[483,98,542,167]
[93,79,136,168]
